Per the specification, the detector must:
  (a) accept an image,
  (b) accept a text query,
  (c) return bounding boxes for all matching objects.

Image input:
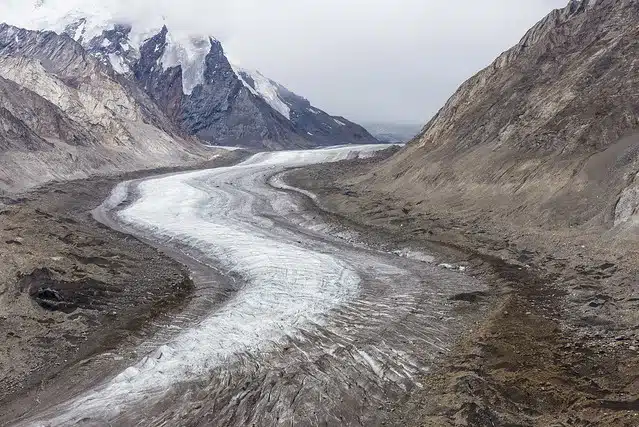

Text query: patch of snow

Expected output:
[307,132,314,136]
[333,118,347,126]
[392,249,435,263]
[308,107,320,114]
[231,64,291,120]
[101,38,111,47]
[108,53,128,74]
[160,34,210,95]
[72,19,86,40]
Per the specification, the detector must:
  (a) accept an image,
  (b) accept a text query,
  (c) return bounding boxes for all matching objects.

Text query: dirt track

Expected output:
[284,154,639,426]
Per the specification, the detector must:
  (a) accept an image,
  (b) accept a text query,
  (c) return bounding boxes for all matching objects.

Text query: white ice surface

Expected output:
[33,144,392,425]
[160,34,211,95]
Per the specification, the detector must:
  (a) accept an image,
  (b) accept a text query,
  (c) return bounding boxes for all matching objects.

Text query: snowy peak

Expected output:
[67,16,215,96]
[81,23,137,74]
[233,66,292,120]
[228,66,377,146]
[2,6,378,149]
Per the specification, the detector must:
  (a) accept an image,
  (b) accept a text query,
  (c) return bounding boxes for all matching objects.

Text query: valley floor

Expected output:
[0,147,636,426]
[284,154,639,426]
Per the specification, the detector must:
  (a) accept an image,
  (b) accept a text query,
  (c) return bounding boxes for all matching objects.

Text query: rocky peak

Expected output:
[134,25,183,120]
[137,25,168,65]
[62,18,87,41]
[203,38,232,83]
[82,23,137,74]
[566,0,599,14]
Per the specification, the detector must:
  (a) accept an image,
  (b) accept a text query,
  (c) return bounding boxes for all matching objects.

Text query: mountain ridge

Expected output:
[0,23,206,193]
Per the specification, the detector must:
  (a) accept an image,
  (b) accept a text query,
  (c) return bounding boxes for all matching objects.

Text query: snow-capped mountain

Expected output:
[0,23,206,193]
[233,67,378,147]
[7,1,377,149]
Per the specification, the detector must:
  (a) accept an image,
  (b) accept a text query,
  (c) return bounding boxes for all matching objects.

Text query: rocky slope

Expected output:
[360,0,639,233]
[282,2,639,423]
[0,23,206,193]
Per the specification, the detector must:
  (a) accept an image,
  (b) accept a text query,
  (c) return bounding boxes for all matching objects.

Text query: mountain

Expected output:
[0,23,205,193]
[360,122,423,143]
[0,2,378,191]
[361,0,639,231]
[233,67,377,148]
[12,2,377,150]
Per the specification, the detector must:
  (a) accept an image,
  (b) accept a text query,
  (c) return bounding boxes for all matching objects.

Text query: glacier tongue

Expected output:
[29,144,390,425]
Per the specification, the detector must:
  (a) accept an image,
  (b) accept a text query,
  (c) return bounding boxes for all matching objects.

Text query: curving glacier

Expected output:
[18,144,481,426]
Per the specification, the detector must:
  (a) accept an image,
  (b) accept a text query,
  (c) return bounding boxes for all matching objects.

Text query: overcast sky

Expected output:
[5,0,567,125]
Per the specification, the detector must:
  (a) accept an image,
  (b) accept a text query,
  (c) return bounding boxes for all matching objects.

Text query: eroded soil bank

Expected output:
[284,153,639,426]
[0,150,247,418]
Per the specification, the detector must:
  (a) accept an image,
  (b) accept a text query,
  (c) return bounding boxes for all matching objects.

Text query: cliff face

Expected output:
[364,0,639,231]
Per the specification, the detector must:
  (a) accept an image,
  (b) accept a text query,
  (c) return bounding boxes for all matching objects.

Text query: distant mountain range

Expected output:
[361,122,423,143]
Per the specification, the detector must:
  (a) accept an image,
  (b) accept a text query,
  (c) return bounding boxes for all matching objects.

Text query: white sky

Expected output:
[2,0,568,125]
